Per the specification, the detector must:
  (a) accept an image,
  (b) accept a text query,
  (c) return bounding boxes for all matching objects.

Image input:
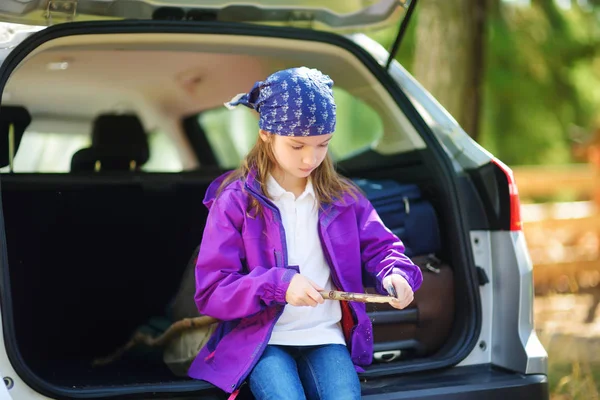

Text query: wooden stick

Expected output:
[319,290,396,304]
[91,290,394,367]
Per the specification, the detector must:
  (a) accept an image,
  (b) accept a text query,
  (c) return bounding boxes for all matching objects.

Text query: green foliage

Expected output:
[548,361,600,399]
[372,1,600,166]
[480,2,600,165]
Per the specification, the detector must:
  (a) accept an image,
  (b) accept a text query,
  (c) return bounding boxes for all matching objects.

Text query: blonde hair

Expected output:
[219,133,358,215]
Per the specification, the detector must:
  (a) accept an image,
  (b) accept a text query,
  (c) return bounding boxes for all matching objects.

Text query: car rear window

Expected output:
[0,127,182,173]
[1,88,383,173]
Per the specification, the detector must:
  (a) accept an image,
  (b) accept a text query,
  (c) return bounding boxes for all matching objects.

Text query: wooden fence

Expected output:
[513,164,599,295]
[514,164,595,199]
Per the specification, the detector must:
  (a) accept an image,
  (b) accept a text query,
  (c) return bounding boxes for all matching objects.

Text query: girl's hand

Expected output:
[382,274,414,309]
[286,274,325,307]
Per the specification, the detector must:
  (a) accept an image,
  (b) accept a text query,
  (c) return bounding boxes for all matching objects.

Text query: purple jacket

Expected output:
[188,170,423,393]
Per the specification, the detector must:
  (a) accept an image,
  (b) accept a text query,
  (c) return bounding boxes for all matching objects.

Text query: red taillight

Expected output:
[492,158,522,231]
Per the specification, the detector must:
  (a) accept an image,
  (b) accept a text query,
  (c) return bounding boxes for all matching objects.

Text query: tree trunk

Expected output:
[413,0,486,140]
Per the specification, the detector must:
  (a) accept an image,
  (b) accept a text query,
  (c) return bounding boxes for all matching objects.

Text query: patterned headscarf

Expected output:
[225,67,336,136]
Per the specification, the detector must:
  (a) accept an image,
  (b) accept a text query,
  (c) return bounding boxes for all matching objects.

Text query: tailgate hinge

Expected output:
[287,10,316,30]
[46,0,78,25]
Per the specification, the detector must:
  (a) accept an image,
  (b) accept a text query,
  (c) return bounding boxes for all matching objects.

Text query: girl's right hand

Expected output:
[286,274,325,307]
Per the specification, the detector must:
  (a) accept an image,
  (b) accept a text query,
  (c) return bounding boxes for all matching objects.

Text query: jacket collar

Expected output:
[245,166,356,210]
[266,173,316,202]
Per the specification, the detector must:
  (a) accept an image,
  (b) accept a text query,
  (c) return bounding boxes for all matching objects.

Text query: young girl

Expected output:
[189,67,423,399]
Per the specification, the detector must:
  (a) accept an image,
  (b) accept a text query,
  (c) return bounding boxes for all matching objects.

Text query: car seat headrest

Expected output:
[0,106,32,169]
[70,114,150,172]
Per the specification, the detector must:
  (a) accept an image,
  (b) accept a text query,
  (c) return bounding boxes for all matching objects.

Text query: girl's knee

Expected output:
[298,345,360,400]
[249,346,306,400]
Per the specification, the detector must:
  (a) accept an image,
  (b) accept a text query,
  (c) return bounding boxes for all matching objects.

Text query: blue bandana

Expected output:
[225,67,336,136]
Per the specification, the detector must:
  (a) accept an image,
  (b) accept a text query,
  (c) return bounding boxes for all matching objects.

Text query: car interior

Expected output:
[0,30,469,394]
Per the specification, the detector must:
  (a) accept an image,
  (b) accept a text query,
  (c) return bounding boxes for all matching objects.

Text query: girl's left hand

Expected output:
[382,274,414,309]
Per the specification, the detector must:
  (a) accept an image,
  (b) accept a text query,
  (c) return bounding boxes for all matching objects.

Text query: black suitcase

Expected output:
[352,178,441,257]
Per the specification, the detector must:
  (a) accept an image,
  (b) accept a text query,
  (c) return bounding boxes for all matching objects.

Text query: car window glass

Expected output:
[143,130,183,172]
[0,131,90,173]
[199,106,258,170]
[0,127,182,173]
[331,88,383,159]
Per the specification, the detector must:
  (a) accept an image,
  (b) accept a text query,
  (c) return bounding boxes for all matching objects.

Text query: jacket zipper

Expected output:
[232,184,289,390]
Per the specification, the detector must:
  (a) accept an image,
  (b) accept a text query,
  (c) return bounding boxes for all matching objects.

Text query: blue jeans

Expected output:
[248,344,361,400]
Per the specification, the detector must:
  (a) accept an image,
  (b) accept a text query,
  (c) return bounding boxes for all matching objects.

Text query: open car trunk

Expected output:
[0,22,480,398]
[0,165,459,391]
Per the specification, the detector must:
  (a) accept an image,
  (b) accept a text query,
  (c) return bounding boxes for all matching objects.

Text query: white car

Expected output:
[0,1,548,399]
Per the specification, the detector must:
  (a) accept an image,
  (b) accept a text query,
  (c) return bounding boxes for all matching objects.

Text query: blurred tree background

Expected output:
[371,0,600,166]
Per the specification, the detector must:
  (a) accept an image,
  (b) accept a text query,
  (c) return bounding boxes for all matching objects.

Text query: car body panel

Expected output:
[490,231,547,375]
[0,0,408,32]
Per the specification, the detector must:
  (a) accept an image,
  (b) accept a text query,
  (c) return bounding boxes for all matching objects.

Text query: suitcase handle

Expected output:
[373,350,402,363]
[402,196,410,214]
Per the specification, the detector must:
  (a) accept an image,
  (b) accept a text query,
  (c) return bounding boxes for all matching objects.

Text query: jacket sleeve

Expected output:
[356,195,423,295]
[194,190,297,320]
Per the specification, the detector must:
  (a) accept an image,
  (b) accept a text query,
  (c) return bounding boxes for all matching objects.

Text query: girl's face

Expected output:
[260,130,333,180]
